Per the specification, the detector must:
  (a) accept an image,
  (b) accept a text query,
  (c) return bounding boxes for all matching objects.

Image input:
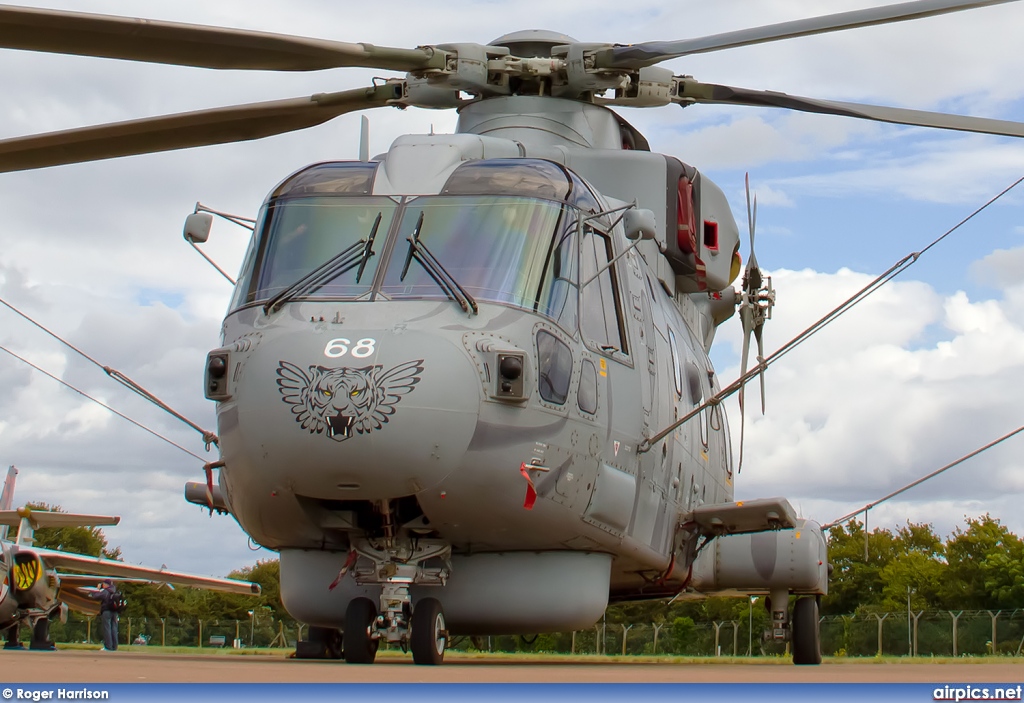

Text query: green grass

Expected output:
[50,644,1021,665]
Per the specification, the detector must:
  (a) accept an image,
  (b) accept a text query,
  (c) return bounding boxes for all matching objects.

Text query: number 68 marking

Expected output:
[324,338,377,359]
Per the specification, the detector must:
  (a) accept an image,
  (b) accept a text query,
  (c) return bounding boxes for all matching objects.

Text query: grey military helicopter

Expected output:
[2,0,1023,667]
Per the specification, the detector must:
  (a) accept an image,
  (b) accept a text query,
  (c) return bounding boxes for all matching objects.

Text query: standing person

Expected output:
[88,580,120,651]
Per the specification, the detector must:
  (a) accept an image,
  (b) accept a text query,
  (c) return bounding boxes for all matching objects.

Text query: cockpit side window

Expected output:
[534,215,579,333]
[580,225,627,356]
[229,208,265,311]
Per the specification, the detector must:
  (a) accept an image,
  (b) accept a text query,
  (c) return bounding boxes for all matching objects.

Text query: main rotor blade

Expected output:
[0,83,402,173]
[0,5,445,72]
[677,80,1024,138]
[595,0,1018,69]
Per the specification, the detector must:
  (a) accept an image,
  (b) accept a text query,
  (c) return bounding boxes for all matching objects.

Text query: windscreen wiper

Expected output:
[264,213,383,315]
[355,212,383,283]
[399,212,478,315]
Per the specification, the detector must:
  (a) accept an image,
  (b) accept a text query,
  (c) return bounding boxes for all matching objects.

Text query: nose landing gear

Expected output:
[411,597,447,665]
[343,529,452,665]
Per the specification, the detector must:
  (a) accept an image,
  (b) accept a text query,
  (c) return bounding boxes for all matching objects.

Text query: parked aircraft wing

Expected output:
[31,546,260,595]
[56,584,101,617]
[55,574,163,588]
[0,508,119,529]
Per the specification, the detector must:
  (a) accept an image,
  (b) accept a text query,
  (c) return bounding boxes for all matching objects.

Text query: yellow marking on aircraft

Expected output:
[13,559,42,591]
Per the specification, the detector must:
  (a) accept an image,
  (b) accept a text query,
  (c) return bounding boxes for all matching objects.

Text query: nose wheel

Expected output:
[343,597,379,664]
[342,595,448,665]
[411,597,447,665]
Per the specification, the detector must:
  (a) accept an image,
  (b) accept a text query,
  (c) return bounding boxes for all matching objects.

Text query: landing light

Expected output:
[207,356,227,379]
[495,353,526,399]
[205,351,231,401]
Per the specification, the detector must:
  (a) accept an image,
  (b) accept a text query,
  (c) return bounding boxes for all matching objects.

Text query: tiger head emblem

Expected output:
[276,359,424,441]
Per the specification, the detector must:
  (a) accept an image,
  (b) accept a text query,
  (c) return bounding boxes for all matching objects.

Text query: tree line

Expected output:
[28,505,1024,639]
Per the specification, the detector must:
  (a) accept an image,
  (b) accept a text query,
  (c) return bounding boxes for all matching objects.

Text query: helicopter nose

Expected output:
[226,325,481,500]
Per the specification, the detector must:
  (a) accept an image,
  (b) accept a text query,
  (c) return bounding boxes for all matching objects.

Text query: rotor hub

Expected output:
[489,30,578,57]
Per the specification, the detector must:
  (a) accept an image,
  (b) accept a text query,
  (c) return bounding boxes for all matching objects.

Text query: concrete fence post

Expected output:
[950,611,963,657]
[873,613,889,656]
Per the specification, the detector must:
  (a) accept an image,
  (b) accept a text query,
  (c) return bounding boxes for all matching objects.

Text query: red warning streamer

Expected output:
[328,550,358,591]
[519,462,538,510]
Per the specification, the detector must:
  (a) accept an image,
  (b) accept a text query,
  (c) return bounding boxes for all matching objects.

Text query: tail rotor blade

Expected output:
[735,174,774,473]
[755,325,767,415]
[737,304,755,473]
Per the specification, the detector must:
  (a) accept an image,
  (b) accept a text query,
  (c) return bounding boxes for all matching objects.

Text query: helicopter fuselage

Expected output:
[204,98,824,638]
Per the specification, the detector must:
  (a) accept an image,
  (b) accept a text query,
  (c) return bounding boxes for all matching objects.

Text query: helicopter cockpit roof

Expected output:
[442,158,604,218]
[442,158,569,200]
[269,157,605,220]
[270,161,378,199]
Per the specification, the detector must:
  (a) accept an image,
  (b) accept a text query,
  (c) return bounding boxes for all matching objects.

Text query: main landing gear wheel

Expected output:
[30,619,54,651]
[791,596,822,665]
[411,597,447,665]
[343,597,379,664]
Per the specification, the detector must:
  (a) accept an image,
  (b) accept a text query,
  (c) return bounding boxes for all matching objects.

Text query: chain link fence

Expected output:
[47,614,297,649]
[40,609,1024,656]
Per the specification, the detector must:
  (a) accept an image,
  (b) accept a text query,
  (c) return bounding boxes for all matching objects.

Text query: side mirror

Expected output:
[623,208,656,241]
[183,212,214,243]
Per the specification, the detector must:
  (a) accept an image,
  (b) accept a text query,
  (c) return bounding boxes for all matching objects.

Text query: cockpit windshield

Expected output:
[251,196,398,301]
[379,196,577,330]
[235,193,578,331]
[233,159,586,333]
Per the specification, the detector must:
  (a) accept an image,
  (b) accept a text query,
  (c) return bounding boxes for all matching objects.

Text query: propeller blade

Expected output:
[737,306,754,473]
[743,173,760,278]
[744,173,755,255]
[594,0,1017,69]
[754,325,767,415]
[0,83,402,173]
[676,79,1024,139]
[738,310,752,415]
[0,5,445,72]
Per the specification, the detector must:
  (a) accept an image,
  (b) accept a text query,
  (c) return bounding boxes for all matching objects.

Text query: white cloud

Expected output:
[763,136,1024,204]
[971,246,1024,289]
[717,266,1024,540]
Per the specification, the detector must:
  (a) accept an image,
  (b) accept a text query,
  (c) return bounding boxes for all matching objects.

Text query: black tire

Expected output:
[343,598,379,664]
[30,618,54,651]
[411,597,446,666]
[4,624,20,649]
[791,596,822,665]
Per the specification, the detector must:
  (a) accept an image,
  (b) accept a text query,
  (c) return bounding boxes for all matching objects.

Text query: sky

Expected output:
[1,0,1023,582]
